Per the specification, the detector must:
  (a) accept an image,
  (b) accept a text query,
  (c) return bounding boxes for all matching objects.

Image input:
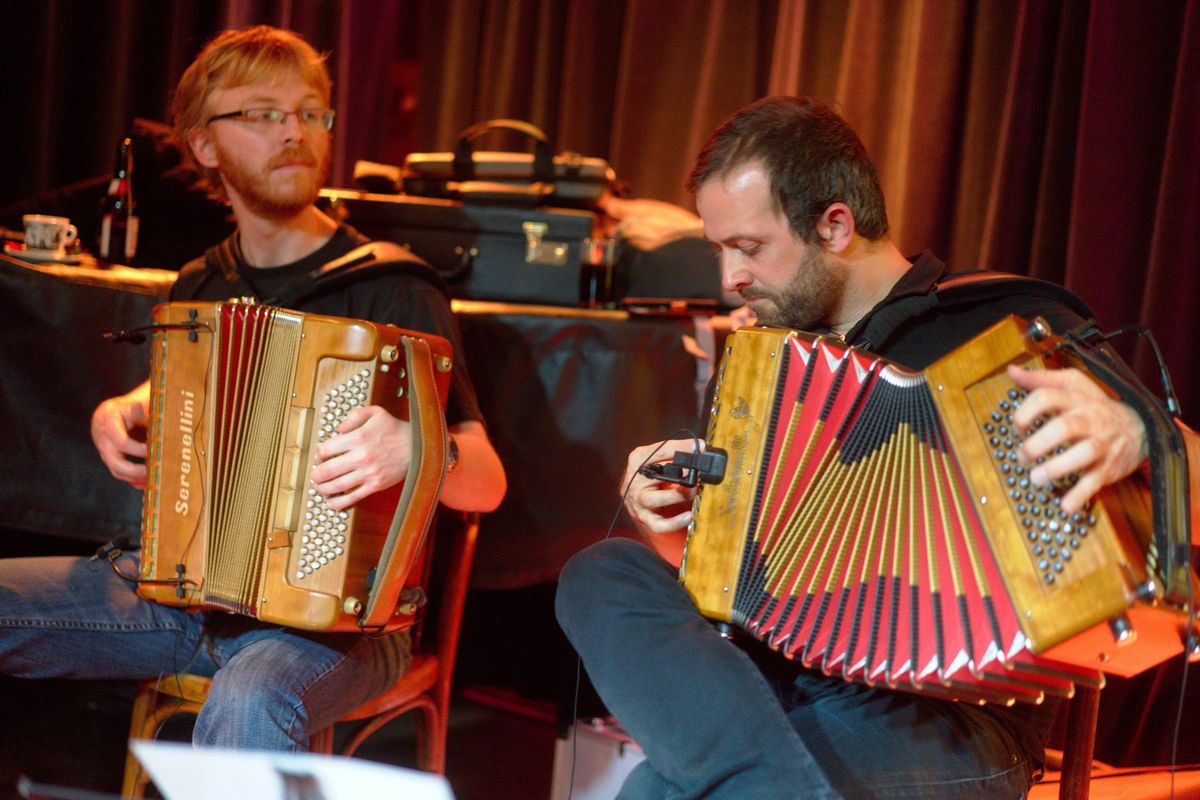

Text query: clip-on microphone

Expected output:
[637,447,728,487]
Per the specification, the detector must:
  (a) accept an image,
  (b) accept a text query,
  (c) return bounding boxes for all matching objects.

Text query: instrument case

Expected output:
[399,119,616,210]
[321,188,596,306]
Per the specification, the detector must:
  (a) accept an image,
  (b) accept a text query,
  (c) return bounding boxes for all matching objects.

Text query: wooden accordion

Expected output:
[684,315,1197,705]
[138,301,453,632]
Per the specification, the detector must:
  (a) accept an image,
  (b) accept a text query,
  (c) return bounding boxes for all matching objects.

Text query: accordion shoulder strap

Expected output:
[934,270,1096,319]
[192,239,450,308]
[277,242,450,307]
[858,269,1097,354]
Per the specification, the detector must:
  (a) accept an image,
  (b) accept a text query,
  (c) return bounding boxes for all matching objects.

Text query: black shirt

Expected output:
[171,224,483,427]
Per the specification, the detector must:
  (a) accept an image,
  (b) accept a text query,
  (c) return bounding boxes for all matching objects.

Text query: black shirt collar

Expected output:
[842,250,948,347]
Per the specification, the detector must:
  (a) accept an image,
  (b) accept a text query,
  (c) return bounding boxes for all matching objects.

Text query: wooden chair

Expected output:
[122,511,480,796]
[1030,684,1102,800]
[1056,685,1101,800]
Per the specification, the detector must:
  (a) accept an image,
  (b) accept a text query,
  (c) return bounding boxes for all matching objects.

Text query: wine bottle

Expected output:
[98,136,139,262]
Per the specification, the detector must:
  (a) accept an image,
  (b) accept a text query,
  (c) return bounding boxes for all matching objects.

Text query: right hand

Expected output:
[91,381,150,487]
[621,440,702,564]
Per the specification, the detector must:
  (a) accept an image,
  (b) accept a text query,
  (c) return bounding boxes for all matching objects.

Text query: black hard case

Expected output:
[400,119,615,211]
[321,189,596,307]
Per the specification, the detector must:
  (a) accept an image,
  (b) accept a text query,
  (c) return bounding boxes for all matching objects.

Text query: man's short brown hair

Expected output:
[688,96,889,244]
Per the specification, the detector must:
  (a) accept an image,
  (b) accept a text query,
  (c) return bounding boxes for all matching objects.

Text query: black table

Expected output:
[0,254,714,588]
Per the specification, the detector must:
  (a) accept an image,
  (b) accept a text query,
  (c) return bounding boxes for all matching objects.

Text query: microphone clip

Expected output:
[638,447,728,487]
[89,535,139,564]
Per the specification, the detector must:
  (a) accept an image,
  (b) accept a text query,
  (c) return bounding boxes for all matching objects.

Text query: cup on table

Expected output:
[23,214,78,255]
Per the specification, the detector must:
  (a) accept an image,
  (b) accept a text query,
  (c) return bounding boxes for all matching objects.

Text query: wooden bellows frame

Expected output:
[684,315,1198,706]
[138,301,452,632]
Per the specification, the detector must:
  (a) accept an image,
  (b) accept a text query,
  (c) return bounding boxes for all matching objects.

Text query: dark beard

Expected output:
[745,246,846,332]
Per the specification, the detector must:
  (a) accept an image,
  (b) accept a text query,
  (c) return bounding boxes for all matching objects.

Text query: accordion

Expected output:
[138,301,453,632]
[683,315,1197,705]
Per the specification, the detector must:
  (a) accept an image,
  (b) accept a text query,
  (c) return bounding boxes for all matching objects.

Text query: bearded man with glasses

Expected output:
[0,25,506,754]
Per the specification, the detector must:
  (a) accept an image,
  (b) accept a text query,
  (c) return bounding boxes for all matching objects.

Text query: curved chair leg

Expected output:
[122,676,210,798]
[413,699,445,774]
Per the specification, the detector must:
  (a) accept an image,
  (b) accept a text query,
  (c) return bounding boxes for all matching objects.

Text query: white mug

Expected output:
[23,214,78,253]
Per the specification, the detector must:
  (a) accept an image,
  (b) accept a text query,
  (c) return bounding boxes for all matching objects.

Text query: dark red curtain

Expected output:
[5,0,1196,425]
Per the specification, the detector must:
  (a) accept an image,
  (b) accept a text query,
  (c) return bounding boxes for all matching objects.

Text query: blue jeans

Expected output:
[0,550,409,751]
[556,538,1042,799]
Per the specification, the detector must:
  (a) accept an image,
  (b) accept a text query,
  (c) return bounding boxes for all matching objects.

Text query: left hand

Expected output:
[1008,364,1147,513]
[310,405,412,510]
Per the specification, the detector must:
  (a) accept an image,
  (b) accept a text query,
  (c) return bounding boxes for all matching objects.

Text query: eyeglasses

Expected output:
[206,107,336,131]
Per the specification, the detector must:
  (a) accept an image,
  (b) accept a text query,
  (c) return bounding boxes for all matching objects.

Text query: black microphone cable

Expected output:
[563,429,701,800]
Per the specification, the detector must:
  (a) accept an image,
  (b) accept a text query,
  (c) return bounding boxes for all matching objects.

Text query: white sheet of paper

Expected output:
[130,740,454,800]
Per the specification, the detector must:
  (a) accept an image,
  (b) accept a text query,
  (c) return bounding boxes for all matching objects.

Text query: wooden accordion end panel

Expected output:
[683,316,1198,706]
[138,301,453,632]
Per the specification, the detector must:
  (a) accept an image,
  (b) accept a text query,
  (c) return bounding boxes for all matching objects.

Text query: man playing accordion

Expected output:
[557,96,1199,799]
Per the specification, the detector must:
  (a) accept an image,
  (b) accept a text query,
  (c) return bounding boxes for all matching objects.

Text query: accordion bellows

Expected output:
[684,316,1196,705]
[138,301,452,632]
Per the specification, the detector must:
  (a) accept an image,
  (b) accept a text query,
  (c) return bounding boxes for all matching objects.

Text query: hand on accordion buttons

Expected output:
[1008,364,1148,514]
[91,381,150,488]
[311,405,413,510]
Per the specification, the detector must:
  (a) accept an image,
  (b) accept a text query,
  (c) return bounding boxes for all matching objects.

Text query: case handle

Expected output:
[452,119,555,184]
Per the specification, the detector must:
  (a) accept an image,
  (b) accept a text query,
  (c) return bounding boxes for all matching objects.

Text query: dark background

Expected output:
[3,0,1199,428]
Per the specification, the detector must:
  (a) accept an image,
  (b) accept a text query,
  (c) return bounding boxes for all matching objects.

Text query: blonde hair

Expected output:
[173,25,332,190]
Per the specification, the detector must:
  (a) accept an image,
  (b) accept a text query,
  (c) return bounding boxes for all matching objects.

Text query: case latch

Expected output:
[522,221,569,266]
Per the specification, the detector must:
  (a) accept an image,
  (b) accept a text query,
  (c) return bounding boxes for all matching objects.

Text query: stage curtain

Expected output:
[412,0,1200,424]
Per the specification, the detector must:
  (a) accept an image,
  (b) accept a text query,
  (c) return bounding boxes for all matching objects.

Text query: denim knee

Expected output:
[195,676,308,750]
[556,538,660,634]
